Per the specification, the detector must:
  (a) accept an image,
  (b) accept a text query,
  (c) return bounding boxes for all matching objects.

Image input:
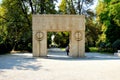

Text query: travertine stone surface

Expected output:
[32,15,85,57]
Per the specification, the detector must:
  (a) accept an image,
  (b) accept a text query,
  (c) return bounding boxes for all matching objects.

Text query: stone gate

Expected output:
[32,15,85,57]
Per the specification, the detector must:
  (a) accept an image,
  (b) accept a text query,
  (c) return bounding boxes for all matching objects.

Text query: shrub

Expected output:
[89,47,98,52]
[112,39,120,52]
[85,45,90,52]
[0,43,12,54]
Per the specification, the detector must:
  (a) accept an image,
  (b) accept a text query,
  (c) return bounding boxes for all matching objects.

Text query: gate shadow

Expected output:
[46,52,120,61]
[0,53,41,71]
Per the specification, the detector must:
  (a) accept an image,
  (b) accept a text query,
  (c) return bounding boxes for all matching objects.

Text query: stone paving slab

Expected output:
[0,52,120,80]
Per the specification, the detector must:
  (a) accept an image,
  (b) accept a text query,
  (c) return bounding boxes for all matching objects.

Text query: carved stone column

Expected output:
[33,31,47,57]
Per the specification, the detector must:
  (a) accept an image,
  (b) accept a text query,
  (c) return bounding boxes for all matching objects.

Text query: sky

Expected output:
[0,0,1,3]
[90,0,98,9]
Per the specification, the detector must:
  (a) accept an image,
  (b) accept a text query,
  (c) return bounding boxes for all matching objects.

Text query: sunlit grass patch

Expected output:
[89,47,99,52]
[61,48,65,51]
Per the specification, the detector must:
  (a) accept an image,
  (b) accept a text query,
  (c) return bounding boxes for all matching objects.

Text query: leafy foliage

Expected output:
[59,0,94,14]
[0,0,57,53]
[0,0,31,53]
[96,0,120,52]
[54,32,70,48]
[112,39,120,51]
[59,0,101,48]
[0,0,101,53]
[47,32,70,48]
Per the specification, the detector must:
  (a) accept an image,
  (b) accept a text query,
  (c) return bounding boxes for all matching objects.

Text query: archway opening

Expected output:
[47,31,70,57]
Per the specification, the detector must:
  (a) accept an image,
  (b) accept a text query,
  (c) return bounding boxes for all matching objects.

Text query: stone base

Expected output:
[114,53,120,57]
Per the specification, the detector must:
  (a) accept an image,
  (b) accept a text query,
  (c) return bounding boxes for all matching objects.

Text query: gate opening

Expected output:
[47,31,70,57]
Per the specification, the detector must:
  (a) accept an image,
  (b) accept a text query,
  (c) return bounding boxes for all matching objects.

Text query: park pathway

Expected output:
[0,48,120,80]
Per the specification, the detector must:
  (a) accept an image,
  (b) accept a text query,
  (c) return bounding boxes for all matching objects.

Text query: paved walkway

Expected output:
[0,48,120,80]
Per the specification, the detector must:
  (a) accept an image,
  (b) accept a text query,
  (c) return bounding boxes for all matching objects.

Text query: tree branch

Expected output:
[28,0,34,14]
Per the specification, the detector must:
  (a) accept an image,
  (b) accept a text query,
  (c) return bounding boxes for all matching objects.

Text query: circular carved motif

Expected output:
[35,31,44,41]
[74,31,82,41]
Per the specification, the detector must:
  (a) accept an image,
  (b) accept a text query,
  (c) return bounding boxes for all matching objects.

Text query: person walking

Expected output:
[66,45,69,56]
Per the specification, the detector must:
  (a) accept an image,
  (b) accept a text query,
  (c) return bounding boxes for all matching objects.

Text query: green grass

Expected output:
[89,47,99,52]
[89,47,114,54]
[61,48,65,51]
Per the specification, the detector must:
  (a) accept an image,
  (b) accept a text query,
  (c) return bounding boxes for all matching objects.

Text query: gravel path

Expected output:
[0,49,120,80]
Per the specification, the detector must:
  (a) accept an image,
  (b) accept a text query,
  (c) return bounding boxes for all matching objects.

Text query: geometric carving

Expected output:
[35,31,44,41]
[74,31,83,41]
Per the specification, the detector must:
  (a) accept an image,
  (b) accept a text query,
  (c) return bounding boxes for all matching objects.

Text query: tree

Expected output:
[97,0,120,43]
[0,0,100,53]
[0,0,58,53]
[59,0,101,48]
[59,0,67,14]
[0,6,11,53]
[0,0,32,52]
[54,32,70,48]
[26,0,57,14]
[59,0,94,14]
[96,0,120,52]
